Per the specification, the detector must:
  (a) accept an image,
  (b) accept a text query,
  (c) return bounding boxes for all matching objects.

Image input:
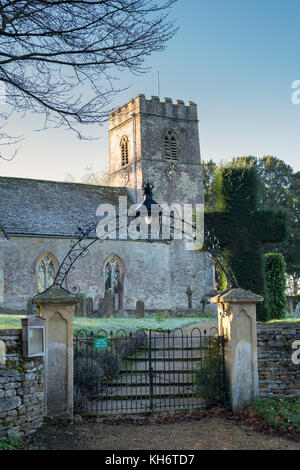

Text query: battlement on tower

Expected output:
[109,94,198,130]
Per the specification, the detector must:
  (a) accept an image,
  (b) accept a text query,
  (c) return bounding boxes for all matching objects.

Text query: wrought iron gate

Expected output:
[74,327,227,415]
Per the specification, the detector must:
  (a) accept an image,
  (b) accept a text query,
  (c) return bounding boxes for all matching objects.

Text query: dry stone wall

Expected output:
[0,329,44,439]
[257,322,300,398]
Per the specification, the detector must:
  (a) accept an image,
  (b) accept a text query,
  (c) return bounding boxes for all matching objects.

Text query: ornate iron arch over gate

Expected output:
[34,209,238,298]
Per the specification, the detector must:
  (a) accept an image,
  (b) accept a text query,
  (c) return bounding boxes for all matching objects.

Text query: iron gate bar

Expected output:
[73,327,226,415]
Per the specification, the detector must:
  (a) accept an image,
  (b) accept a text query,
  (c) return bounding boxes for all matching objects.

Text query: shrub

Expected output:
[194,337,228,405]
[156,311,166,322]
[264,253,287,320]
[74,330,147,400]
[74,355,105,394]
[250,397,300,433]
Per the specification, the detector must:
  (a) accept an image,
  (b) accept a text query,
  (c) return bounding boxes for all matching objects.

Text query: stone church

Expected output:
[0,94,215,315]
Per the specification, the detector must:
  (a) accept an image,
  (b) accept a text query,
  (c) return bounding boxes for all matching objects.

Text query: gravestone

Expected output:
[86,297,93,318]
[104,289,115,318]
[115,281,123,314]
[186,286,193,309]
[0,340,6,365]
[27,297,38,315]
[97,298,105,318]
[75,293,86,317]
[136,300,145,318]
[295,303,300,318]
[114,293,119,313]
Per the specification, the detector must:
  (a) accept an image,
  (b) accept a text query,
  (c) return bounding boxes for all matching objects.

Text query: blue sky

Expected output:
[0,0,299,182]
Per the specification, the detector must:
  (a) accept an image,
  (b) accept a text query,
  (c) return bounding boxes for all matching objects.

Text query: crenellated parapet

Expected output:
[109,94,198,130]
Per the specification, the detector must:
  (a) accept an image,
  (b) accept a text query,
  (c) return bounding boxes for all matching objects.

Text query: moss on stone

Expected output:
[5,360,18,369]
[6,346,20,354]
[0,420,12,427]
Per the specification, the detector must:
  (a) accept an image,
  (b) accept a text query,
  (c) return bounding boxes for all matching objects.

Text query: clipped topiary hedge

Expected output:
[205,162,288,322]
[264,252,287,320]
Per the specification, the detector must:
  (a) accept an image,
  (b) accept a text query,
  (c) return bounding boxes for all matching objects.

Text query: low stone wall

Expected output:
[257,322,300,398]
[0,329,44,439]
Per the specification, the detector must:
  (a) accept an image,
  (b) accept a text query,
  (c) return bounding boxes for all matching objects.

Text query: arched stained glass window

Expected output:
[104,257,121,292]
[37,255,56,293]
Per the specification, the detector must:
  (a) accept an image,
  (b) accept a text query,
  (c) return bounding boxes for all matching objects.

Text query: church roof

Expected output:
[0,176,129,237]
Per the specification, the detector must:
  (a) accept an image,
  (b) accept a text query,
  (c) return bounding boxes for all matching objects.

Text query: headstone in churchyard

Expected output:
[136,300,145,318]
[27,297,38,315]
[0,340,6,365]
[104,289,115,318]
[114,292,119,313]
[115,281,123,314]
[97,298,105,318]
[295,302,300,318]
[75,293,86,317]
[186,286,193,309]
[86,297,93,318]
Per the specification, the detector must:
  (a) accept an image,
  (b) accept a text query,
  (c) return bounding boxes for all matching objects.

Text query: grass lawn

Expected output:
[249,397,300,434]
[267,318,300,324]
[0,314,216,334]
[0,314,26,330]
[73,316,215,335]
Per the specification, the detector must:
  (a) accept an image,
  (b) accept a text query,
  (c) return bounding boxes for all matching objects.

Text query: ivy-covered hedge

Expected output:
[205,162,287,322]
[264,253,287,320]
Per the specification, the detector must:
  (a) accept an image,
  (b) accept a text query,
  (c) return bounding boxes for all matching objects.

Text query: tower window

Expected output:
[164,130,178,161]
[120,136,129,166]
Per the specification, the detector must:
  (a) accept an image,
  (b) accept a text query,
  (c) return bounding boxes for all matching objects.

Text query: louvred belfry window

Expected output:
[164,130,178,161]
[120,136,129,166]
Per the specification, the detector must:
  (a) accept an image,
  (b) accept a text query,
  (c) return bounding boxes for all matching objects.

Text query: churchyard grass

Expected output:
[0,314,216,333]
[0,435,41,450]
[249,397,300,433]
[0,314,26,329]
[267,317,300,324]
[73,316,215,335]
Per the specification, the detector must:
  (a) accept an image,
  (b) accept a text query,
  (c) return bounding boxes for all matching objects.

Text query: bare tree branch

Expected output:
[0,0,178,158]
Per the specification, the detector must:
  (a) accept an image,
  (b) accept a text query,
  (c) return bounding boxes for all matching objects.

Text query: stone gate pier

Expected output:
[211,288,263,412]
[33,286,79,421]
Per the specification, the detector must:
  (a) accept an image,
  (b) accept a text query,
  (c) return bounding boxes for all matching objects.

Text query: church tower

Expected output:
[108,94,204,207]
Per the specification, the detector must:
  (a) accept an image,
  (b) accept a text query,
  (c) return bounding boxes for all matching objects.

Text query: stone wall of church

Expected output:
[2,237,72,312]
[1,235,215,314]
[170,240,215,310]
[1,236,173,313]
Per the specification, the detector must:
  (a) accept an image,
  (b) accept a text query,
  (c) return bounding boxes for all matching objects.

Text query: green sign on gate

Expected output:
[94,337,108,349]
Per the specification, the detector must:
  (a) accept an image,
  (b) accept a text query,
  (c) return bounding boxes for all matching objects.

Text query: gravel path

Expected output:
[181,320,218,334]
[27,319,300,451]
[27,416,300,450]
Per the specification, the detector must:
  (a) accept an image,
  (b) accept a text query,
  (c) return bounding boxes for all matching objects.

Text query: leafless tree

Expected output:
[0,0,177,159]
[65,165,109,185]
